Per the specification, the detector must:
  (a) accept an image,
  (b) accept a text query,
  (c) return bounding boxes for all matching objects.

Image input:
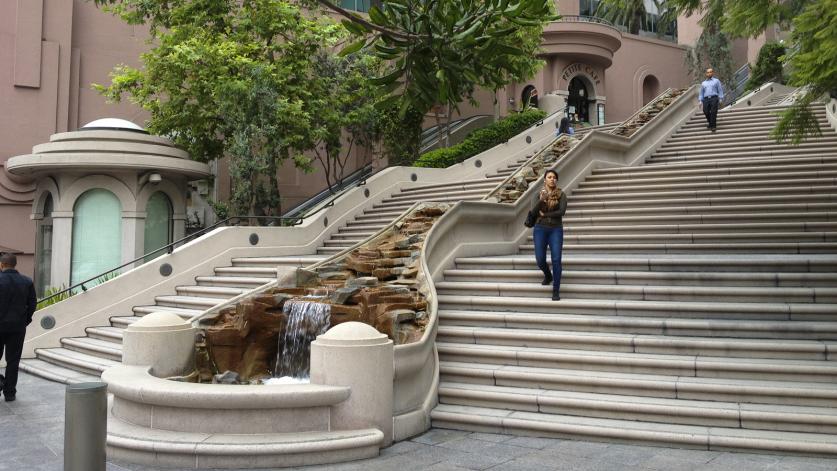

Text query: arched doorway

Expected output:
[567,77,590,123]
[71,189,122,287]
[643,75,660,105]
[521,85,538,109]
[35,194,54,296]
[144,191,173,261]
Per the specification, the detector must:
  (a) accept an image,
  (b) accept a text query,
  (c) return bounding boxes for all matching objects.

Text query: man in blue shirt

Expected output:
[698,68,724,131]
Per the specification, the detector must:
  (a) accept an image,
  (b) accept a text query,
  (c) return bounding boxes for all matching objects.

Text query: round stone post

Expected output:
[122,311,196,377]
[310,322,394,446]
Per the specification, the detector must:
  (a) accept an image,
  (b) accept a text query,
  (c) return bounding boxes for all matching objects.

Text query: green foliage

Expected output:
[746,42,786,90]
[413,109,546,168]
[379,103,425,166]
[685,27,734,87]
[93,0,358,216]
[666,0,836,143]
[37,286,71,310]
[321,0,555,117]
[595,0,647,35]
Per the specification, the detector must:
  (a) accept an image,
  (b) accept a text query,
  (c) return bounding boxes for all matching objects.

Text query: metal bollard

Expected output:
[64,382,107,471]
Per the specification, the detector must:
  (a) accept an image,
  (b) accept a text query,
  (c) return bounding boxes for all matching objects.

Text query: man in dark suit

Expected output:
[0,253,37,402]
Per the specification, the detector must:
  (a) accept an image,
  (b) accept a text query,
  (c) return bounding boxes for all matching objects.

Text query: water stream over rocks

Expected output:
[274,300,331,379]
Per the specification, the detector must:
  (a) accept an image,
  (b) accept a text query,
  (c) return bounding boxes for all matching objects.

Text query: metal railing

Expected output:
[556,15,616,27]
[38,163,379,306]
[283,163,375,219]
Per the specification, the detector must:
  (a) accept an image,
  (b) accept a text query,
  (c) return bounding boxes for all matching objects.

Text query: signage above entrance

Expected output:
[560,63,601,85]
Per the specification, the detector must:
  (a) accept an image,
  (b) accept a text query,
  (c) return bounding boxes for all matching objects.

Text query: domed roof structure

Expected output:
[81,118,147,133]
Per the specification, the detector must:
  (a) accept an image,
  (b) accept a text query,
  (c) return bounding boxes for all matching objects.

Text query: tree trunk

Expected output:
[493,90,500,123]
[444,103,452,148]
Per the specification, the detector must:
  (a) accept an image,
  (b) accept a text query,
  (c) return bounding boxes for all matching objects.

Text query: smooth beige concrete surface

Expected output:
[827,99,837,134]
[728,83,796,109]
[122,312,196,378]
[312,322,394,445]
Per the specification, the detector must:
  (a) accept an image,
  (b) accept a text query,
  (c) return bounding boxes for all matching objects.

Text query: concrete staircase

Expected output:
[431,104,837,455]
[20,143,556,383]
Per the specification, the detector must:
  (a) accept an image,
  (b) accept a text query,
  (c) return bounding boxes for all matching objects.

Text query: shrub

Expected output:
[413,109,547,168]
[746,42,786,91]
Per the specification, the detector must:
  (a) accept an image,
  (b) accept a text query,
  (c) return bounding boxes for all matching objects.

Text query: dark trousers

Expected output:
[702,95,720,129]
[0,330,26,397]
[533,225,564,292]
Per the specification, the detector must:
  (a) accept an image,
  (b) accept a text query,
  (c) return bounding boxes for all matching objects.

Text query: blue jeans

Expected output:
[533,224,563,290]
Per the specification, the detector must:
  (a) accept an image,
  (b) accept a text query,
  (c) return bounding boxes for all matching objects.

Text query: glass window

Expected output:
[340,0,371,12]
[144,192,173,261]
[597,103,606,125]
[35,194,54,296]
[71,189,122,289]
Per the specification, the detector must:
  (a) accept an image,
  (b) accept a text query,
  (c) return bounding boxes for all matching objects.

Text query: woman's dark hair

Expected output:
[558,117,570,134]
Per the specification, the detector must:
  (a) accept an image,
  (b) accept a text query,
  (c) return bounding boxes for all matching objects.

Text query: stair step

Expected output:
[564,210,837,226]
[61,336,123,361]
[213,266,280,277]
[438,361,837,407]
[86,325,124,342]
[437,294,837,321]
[110,316,142,329]
[522,242,837,255]
[230,255,327,267]
[154,295,224,310]
[437,326,833,360]
[431,403,837,455]
[19,358,102,384]
[437,382,837,433]
[438,310,837,339]
[195,275,274,287]
[442,268,837,287]
[132,305,202,318]
[34,347,118,375]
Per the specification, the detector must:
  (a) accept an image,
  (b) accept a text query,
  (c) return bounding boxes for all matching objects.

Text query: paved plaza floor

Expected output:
[2,371,836,471]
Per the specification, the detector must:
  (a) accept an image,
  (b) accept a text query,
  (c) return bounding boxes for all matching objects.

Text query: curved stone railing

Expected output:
[423,85,699,282]
[24,109,565,358]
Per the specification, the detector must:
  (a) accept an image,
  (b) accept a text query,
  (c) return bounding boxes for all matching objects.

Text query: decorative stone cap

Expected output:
[126,311,193,332]
[315,322,391,347]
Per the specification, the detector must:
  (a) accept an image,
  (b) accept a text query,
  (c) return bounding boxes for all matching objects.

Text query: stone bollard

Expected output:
[310,322,394,446]
[64,382,107,471]
[122,311,196,377]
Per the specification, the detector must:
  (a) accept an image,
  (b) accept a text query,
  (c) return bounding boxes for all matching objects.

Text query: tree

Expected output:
[319,0,555,126]
[93,0,377,216]
[595,0,647,35]
[307,51,389,193]
[745,41,786,90]
[666,0,837,144]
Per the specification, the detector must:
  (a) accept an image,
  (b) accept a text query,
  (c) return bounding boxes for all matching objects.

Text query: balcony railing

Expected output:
[556,15,616,27]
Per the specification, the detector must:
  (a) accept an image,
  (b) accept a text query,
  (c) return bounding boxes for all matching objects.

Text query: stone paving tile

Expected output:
[9,371,837,471]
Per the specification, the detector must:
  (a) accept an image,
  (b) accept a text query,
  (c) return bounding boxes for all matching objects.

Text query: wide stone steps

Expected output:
[572,184,837,205]
[437,294,837,321]
[431,403,837,454]
[441,268,837,287]
[524,241,837,255]
[532,230,837,245]
[658,132,837,152]
[18,358,101,384]
[154,295,225,310]
[194,275,274,287]
[577,168,837,190]
[33,347,119,375]
[563,221,837,236]
[230,255,327,267]
[663,125,827,144]
[436,328,835,362]
[563,210,837,227]
[174,285,247,299]
[61,336,123,361]
[86,325,124,343]
[438,310,837,340]
[437,361,837,407]
[652,140,837,160]
[452,254,837,273]
[435,280,837,304]
[564,201,837,218]
[437,383,837,433]
[593,155,837,178]
[567,194,837,212]
[213,266,280,277]
[648,149,837,166]
[674,117,829,137]
[132,305,202,318]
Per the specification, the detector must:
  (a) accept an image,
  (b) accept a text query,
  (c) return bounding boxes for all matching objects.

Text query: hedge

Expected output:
[413,109,547,168]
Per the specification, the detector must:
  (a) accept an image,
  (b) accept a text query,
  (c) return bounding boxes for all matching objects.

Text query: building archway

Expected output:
[643,74,660,105]
[521,85,539,109]
[35,193,54,295]
[567,76,591,123]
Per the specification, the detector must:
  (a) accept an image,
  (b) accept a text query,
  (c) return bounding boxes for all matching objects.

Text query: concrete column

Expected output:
[50,211,73,288]
[310,322,394,446]
[122,311,196,378]
[121,212,144,263]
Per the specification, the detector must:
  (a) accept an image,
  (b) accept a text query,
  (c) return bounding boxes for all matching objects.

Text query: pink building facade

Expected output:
[1,0,766,280]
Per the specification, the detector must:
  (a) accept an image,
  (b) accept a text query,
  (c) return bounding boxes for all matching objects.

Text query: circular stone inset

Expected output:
[324,217,329,227]
[159,263,173,277]
[249,233,259,246]
[364,188,370,198]
[526,136,532,144]
[411,173,418,182]
[40,315,56,330]
[475,160,482,168]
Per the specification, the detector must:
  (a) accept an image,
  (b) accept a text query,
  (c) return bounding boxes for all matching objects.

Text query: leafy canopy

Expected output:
[317,0,556,116]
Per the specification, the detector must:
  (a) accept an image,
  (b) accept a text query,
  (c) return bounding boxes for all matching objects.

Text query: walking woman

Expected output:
[532,169,567,301]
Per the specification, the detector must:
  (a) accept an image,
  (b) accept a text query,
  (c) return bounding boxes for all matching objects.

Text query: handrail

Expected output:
[283,163,375,218]
[37,215,302,305]
[557,15,616,27]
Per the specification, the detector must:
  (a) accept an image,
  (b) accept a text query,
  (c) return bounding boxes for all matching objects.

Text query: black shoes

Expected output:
[541,273,553,285]
[710,127,717,132]
[4,395,15,402]
[552,288,561,301]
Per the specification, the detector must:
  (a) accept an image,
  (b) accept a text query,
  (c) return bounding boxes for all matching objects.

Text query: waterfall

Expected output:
[274,299,331,379]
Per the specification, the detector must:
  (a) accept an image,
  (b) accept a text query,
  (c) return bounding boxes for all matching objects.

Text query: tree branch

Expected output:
[314,0,419,41]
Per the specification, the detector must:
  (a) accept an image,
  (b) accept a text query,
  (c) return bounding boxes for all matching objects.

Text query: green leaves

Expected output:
[320,0,551,116]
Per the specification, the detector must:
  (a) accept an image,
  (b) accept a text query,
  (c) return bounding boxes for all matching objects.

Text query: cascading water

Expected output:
[273,299,331,379]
